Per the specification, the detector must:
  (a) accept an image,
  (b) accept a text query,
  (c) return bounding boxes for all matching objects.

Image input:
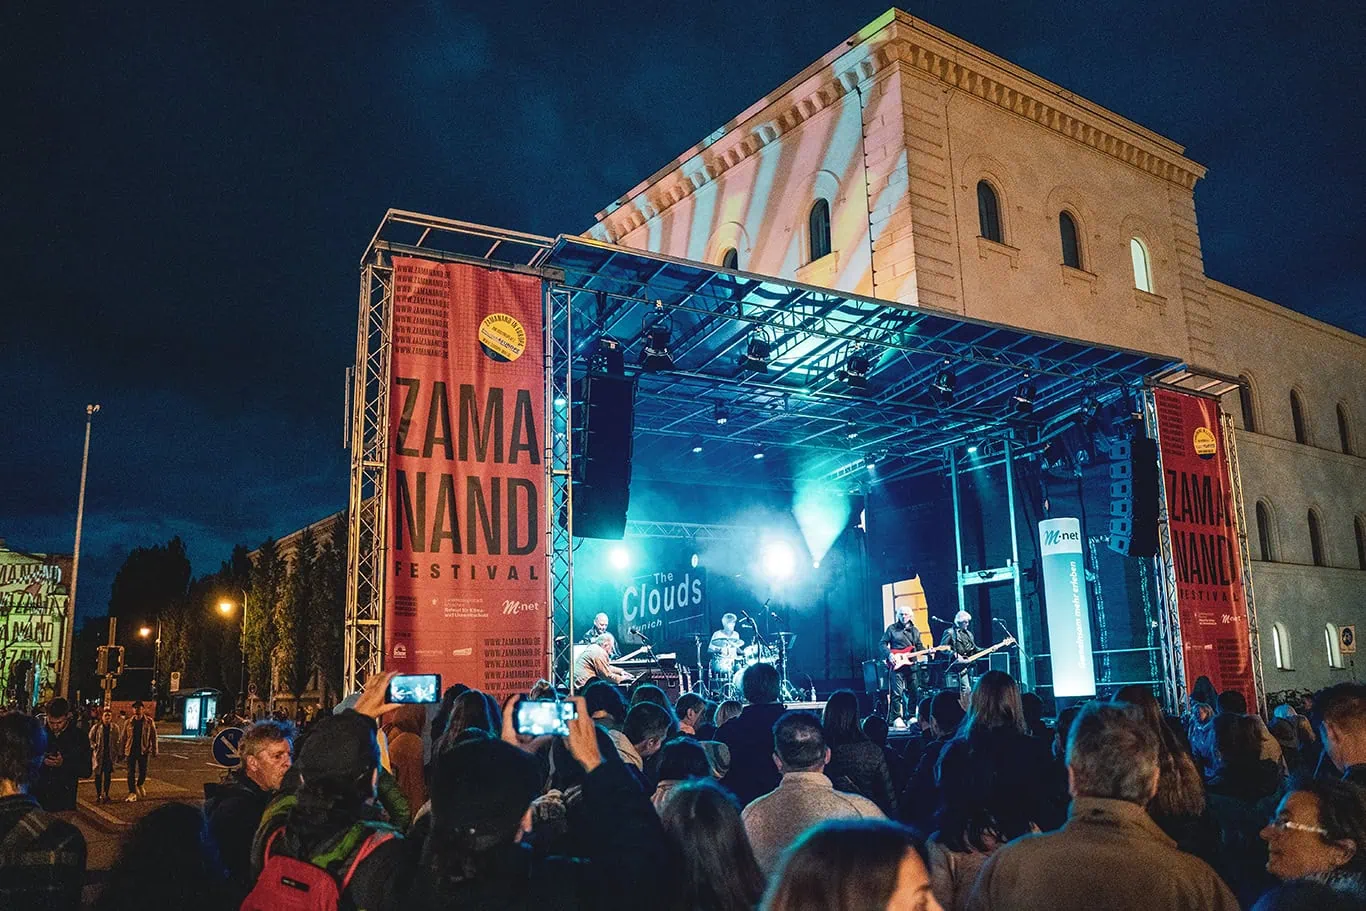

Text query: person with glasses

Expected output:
[1260,777,1366,885]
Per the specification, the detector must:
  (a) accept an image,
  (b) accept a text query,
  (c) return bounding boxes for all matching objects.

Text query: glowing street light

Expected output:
[138,626,152,638]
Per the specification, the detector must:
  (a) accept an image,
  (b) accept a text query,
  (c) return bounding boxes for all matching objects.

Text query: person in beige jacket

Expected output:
[967,701,1238,911]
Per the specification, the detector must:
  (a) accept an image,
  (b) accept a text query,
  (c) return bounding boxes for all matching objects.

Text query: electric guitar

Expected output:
[948,635,1017,668]
[887,644,951,671]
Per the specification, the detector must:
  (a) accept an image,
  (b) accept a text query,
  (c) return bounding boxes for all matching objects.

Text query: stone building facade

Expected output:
[589,10,1366,695]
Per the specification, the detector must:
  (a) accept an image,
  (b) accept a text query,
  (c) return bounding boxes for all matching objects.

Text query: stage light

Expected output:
[690,553,700,568]
[714,404,729,425]
[690,436,704,454]
[608,545,631,571]
[640,321,675,372]
[589,336,626,376]
[838,346,871,389]
[752,446,766,460]
[761,542,795,579]
[931,363,956,407]
[845,421,858,439]
[967,444,978,454]
[739,330,772,372]
[553,394,566,408]
[812,559,821,569]
[1011,375,1036,415]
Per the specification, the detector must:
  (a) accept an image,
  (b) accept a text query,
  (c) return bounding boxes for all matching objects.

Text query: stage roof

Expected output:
[366,210,1227,487]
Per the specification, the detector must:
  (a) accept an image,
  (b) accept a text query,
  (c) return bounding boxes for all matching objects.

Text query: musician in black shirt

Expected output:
[941,610,979,694]
[880,605,923,729]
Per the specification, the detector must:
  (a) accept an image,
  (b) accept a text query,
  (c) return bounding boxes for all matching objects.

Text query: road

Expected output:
[59,724,231,906]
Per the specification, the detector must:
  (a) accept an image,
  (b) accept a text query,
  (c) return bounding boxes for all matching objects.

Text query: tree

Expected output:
[309,516,346,705]
[277,527,316,700]
[107,536,192,701]
[244,539,284,700]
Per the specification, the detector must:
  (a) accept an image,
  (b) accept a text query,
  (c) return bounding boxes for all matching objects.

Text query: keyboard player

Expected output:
[572,633,633,688]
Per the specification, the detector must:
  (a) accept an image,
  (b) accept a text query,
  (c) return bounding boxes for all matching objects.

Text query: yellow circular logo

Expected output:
[478,313,527,363]
[1193,426,1217,460]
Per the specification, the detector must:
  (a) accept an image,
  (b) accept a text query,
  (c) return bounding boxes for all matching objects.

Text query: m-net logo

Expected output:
[1043,529,1080,547]
[1039,519,1083,556]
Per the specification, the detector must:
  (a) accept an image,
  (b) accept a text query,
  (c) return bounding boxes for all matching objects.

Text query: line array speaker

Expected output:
[570,374,635,539]
[1107,437,1159,558]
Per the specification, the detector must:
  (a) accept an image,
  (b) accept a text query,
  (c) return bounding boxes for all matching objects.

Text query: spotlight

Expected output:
[640,321,675,372]
[752,446,766,460]
[761,542,795,579]
[967,443,979,455]
[845,421,858,439]
[608,545,631,571]
[714,404,729,425]
[838,346,871,389]
[1011,375,1036,415]
[553,394,566,408]
[589,336,626,376]
[931,363,956,407]
[739,330,772,372]
[690,552,700,568]
[689,436,704,454]
[812,559,821,569]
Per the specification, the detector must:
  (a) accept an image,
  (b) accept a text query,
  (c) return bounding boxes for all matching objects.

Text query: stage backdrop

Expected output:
[1153,388,1255,706]
[384,257,549,700]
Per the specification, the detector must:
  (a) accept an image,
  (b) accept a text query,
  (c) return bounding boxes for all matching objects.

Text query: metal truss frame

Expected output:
[624,520,755,541]
[1222,410,1266,713]
[546,285,575,690]
[1144,387,1187,714]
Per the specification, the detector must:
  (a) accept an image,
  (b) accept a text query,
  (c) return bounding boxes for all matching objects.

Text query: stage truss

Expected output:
[346,209,1242,698]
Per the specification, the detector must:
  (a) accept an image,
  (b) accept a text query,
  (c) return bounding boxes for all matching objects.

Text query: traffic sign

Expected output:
[212,726,245,768]
[169,671,181,692]
[1341,625,1356,656]
[248,682,258,697]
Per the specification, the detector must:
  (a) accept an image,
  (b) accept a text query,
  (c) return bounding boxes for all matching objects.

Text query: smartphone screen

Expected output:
[515,699,577,737]
[386,673,441,704]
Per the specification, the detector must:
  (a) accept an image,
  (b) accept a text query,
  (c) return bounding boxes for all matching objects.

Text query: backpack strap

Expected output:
[336,829,395,892]
[0,805,53,859]
[260,826,284,862]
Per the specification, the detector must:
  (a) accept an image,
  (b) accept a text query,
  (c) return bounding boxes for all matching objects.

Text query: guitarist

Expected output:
[941,610,980,694]
[880,605,924,730]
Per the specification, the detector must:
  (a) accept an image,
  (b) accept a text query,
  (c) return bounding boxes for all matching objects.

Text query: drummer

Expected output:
[708,613,744,677]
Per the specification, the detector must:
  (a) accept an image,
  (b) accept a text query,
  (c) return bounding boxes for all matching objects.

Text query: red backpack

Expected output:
[241,826,394,911]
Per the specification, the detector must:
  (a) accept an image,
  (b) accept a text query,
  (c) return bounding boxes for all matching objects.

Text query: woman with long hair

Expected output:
[821,689,898,816]
[957,670,1028,739]
[659,779,766,911]
[762,818,942,911]
[1114,684,1214,858]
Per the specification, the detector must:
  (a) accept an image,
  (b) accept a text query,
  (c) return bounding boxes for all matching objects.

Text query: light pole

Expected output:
[138,620,161,717]
[59,403,100,698]
[218,590,248,712]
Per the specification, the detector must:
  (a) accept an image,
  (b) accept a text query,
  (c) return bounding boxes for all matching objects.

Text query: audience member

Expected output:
[652,737,712,809]
[1051,705,1081,761]
[938,672,1065,835]
[429,683,471,744]
[717,663,787,806]
[0,712,86,911]
[675,693,707,737]
[1205,712,1283,905]
[204,719,294,902]
[1251,878,1366,911]
[714,699,743,730]
[742,710,883,875]
[96,802,228,911]
[120,700,157,802]
[401,694,677,909]
[383,704,428,812]
[245,673,408,911]
[902,689,966,830]
[762,818,939,911]
[820,690,898,816]
[34,698,89,811]
[629,683,674,715]
[1114,684,1214,858]
[1259,776,1366,886]
[660,779,766,911]
[966,701,1237,911]
[622,701,672,779]
[88,707,121,803]
[1316,682,1366,785]
[862,714,910,795]
[1019,692,1050,741]
[1218,689,1286,770]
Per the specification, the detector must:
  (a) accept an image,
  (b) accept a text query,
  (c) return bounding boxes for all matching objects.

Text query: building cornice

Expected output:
[1207,279,1366,349]
[593,8,1207,242]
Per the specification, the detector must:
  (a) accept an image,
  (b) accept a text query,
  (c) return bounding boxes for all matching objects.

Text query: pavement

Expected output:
[62,722,233,907]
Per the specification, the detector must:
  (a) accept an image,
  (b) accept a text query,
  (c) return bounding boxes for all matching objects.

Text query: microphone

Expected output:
[931,615,950,624]
[630,627,652,644]
[993,617,1010,630]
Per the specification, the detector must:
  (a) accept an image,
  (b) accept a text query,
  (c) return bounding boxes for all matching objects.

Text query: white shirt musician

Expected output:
[572,633,631,688]
[880,606,924,729]
[708,613,744,675]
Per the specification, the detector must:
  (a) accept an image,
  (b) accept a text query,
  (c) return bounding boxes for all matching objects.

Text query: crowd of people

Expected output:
[2,668,1365,910]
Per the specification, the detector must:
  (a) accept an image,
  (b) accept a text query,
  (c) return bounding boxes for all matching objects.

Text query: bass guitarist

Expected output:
[941,610,980,694]
[880,605,924,729]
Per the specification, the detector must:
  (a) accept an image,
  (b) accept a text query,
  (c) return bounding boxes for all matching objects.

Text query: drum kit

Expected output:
[697,628,801,701]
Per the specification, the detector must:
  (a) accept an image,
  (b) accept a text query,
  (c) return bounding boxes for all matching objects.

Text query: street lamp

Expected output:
[218,589,248,711]
[139,621,162,716]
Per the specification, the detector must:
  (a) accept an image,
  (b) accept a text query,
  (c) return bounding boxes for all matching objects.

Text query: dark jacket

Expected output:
[398,760,676,911]
[902,735,951,830]
[937,727,1067,835]
[0,793,87,911]
[1205,759,1284,907]
[205,769,272,902]
[34,720,90,812]
[881,621,923,655]
[716,702,787,806]
[826,740,899,817]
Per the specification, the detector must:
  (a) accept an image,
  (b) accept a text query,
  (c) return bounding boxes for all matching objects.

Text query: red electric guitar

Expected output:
[887,643,951,671]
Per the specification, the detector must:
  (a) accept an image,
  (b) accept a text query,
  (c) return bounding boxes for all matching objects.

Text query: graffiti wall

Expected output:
[0,543,73,708]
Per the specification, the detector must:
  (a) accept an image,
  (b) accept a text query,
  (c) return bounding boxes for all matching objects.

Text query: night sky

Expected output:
[3,2,1362,623]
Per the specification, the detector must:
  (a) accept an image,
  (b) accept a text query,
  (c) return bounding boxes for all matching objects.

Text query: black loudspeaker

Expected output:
[1107,437,1159,558]
[572,374,636,539]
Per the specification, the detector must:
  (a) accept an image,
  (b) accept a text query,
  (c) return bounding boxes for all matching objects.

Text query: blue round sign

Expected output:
[212,727,245,768]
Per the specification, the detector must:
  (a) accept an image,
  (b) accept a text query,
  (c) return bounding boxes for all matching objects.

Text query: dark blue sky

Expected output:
[3,2,1362,622]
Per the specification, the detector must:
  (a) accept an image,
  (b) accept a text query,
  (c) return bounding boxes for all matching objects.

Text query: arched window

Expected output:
[1059,211,1082,269]
[976,181,1002,243]
[1238,376,1257,433]
[1326,623,1345,669]
[1355,515,1366,571]
[1308,509,1327,567]
[719,247,739,270]
[1255,501,1276,561]
[1291,390,1310,444]
[1337,403,1353,454]
[808,199,832,262]
[1272,622,1293,670]
[1130,237,1153,293]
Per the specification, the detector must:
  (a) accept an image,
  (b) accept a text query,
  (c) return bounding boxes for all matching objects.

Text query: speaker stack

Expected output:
[571,373,636,539]
[1107,436,1159,558]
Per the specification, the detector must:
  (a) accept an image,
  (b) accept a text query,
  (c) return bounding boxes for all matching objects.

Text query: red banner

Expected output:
[1153,388,1255,706]
[384,258,548,700]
